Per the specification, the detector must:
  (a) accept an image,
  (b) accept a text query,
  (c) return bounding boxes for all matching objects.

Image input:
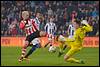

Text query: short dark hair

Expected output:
[74,19,81,25]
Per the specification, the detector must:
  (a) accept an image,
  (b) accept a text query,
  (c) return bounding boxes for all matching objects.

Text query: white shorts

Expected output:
[31,38,40,45]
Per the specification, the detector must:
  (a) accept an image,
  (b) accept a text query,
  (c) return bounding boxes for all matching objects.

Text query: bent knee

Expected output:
[23,41,29,48]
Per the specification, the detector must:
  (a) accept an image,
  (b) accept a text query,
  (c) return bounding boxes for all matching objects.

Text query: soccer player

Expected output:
[57,19,92,63]
[44,16,57,48]
[22,38,41,62]
[18,11,46,62]
[22,12,42,61]
[58,19,75,56]
[67,19,75,38]
[34,12,41,30]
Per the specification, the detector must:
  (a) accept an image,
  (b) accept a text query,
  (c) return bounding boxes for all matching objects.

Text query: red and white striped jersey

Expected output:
[19,19,38,36]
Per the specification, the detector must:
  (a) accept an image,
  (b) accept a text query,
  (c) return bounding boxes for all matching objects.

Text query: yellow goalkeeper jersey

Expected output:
[65,24,93,47]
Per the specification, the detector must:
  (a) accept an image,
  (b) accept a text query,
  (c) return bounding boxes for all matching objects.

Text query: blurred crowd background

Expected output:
[1,1,99,37]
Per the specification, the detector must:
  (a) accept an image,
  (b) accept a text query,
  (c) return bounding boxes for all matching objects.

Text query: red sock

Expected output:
[21,43,28,58]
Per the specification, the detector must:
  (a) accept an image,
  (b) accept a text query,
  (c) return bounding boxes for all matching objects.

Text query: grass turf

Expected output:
[1,46,99,66]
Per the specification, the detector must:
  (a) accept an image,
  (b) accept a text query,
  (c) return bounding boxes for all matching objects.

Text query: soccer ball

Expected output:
[48,46,56,52]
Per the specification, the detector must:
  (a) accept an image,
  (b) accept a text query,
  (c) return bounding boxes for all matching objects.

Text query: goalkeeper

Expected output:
[57,19,93,64]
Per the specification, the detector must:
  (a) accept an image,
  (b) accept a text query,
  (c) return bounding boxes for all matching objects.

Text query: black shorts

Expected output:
[25,31,40,43]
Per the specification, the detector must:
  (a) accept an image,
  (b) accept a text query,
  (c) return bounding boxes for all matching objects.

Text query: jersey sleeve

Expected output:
[19,21,25,30]
[65,37,75,42]
[82,23,93,32]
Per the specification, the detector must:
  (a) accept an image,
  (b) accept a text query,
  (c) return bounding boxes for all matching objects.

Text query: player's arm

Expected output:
[81,20,93,32]
[19,21,25,30]
[58,35,75,42]
[83,24,93,32]
[65,37,75,42]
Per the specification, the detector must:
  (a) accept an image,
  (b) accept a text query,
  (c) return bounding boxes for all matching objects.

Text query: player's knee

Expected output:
[23,41,29,48]
[64,55,70,61]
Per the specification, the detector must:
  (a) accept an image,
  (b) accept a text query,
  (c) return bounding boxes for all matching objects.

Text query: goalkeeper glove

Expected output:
[81,20,88,25]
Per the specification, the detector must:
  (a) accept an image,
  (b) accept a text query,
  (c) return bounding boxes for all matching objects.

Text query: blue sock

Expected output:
[24,45,37,58]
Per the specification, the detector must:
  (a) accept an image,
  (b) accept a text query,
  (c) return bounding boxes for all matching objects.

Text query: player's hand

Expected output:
[81,20,88,25]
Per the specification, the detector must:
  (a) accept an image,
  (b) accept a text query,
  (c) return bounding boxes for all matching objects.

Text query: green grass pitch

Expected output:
[1,46,99,66]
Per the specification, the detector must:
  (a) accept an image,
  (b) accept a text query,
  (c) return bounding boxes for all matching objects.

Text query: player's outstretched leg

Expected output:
[63,45,67,50]
[64,48,85,64]
[55,35,65,57]
[64,55,84,64]
[23,44,40,61]
[58,43,65,57]
[18,41,29,62]
[58,45,67,57]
